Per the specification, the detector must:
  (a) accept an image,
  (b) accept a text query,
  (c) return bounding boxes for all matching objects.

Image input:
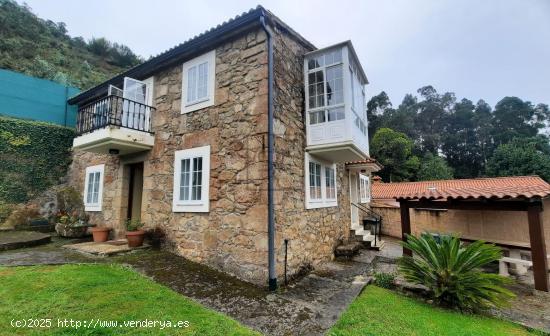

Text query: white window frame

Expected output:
[305,153,338,209]
[181,50,216,114]
[359,173,371,203]
[173,145,210,212]
[83,164,105,212]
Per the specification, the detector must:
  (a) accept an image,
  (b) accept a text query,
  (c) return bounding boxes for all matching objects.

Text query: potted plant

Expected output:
[146,225,165,249]
[91,226,111,242]
[54,187,93,238]
[55,211,90,238]
[125,218,145,247]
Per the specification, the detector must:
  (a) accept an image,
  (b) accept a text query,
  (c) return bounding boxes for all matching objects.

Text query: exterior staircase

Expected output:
[350,204,385,250]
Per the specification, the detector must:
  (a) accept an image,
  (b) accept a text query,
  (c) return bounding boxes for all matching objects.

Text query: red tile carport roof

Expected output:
[372,176,550,201]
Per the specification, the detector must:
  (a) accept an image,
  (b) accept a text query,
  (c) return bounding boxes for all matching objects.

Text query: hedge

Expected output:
[0,116,75,204]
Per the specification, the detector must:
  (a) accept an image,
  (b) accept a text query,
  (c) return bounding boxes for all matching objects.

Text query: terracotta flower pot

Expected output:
[126,230,145,247]
[91,227,110,242]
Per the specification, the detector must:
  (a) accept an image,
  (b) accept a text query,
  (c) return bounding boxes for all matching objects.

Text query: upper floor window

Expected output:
[306,49,344,109]
[84,164,105,212]
[305,154,338,209]
[173,145,210,212]
[181,50,215,114]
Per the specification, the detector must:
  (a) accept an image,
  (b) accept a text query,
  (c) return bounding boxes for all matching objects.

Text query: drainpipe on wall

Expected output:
[260,13,277,291]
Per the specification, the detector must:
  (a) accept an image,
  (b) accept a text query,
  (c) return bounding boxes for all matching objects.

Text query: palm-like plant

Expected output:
[399,234,515,311]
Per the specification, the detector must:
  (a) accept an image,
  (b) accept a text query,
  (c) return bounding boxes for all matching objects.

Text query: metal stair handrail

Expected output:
[351,202,383,247]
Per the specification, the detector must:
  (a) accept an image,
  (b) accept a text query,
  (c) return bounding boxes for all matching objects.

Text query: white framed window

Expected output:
[84,164,105,212]
[305,48,345,126]
[359,174,371,203]
[181,50,216,114]
[173,145,210,212]
[305,153,338,209]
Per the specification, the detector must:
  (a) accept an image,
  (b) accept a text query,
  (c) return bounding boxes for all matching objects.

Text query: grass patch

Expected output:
[0,264,259,335]
[329,286,542,336]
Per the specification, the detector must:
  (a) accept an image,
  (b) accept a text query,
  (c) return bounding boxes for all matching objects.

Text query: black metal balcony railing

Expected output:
[76,95,155,135]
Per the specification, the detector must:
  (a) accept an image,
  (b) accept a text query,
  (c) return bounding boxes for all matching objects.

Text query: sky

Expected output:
[21,0,550,108]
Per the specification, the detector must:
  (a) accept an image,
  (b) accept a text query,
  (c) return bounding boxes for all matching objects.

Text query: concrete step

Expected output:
[334,241,363,259]
[362,234,375,242]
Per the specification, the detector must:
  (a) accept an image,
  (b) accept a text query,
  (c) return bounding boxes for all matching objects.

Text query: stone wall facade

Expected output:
[271,29,352,278]
[68,26,354,285]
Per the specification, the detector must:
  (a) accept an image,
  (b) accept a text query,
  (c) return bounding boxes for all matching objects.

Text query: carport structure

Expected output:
[396,176,550,292]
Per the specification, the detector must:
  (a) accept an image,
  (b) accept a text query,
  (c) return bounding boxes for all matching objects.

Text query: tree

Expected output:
[441,98,483,178]
[399,234,514,311]
[415,86,455,154]
[486,137,550,181]
[371,128,420,182]
[367,91,392,139]
[417,153,453,181]
[491,97,545,146]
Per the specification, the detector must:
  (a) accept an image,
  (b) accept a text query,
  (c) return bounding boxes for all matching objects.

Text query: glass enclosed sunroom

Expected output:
[304,41,369,163]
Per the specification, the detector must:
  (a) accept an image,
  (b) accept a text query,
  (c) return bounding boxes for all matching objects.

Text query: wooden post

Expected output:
[527,204,549,292]
[400,200,412,256]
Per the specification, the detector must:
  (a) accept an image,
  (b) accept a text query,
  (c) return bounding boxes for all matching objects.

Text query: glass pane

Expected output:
[92,172,100,203]
[328,107,345,122]
[191,157,203,201]
[326,64,343,106]
[309,110,326,125]
[197,62,208,99]
[308,70,325,109]
[86,173,94,203]
[180,159,190,201]
[187,66,197,103]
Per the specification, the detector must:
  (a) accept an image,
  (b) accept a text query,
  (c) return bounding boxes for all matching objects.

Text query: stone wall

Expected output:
[373,199,550,249]
[67,151,124,237]
[271,28,352,279]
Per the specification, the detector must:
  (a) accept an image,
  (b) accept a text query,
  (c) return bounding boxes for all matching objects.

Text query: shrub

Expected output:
[0,202,16,224]
[125,218,144,232]
[54,187,88,226]
[0,116,74,204]
[3,204,41,229]
[373,272,396,289]
[399,234,515,311]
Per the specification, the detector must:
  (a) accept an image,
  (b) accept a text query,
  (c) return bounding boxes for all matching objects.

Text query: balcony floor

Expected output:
[73,126,154,155]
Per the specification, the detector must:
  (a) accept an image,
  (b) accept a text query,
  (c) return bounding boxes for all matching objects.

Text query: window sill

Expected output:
[85,204,102,212]
[306,201,338,210]
[181,97,214,114]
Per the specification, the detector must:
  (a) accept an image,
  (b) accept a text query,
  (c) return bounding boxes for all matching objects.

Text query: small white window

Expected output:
[181,50,216,114]
[359,174,371,203]
[173,145,210,212]
[305,154,338,209]
[84,164,105,211]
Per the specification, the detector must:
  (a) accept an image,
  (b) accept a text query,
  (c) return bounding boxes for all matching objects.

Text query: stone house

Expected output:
[66,6,380,288]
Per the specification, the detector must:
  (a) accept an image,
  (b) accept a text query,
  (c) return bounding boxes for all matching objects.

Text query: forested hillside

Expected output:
[0,0,142,89]
[368,87,550,182]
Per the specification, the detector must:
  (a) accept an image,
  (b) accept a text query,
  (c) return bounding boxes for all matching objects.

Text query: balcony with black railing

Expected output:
[73,95,156,155]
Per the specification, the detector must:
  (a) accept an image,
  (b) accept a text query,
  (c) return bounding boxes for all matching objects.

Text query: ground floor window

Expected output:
[173,145,210,212]
[305,153,338,209]
[359,173,371,203]
[84,164,105,211]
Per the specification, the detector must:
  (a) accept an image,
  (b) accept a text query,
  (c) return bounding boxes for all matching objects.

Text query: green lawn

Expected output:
[0,264,258,335]
[329,286,541,336]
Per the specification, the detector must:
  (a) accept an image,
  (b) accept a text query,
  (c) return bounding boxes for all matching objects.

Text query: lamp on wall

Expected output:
[109,149,120,155]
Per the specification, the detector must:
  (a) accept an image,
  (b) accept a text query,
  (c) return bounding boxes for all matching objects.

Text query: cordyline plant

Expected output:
[399,234,515,311]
